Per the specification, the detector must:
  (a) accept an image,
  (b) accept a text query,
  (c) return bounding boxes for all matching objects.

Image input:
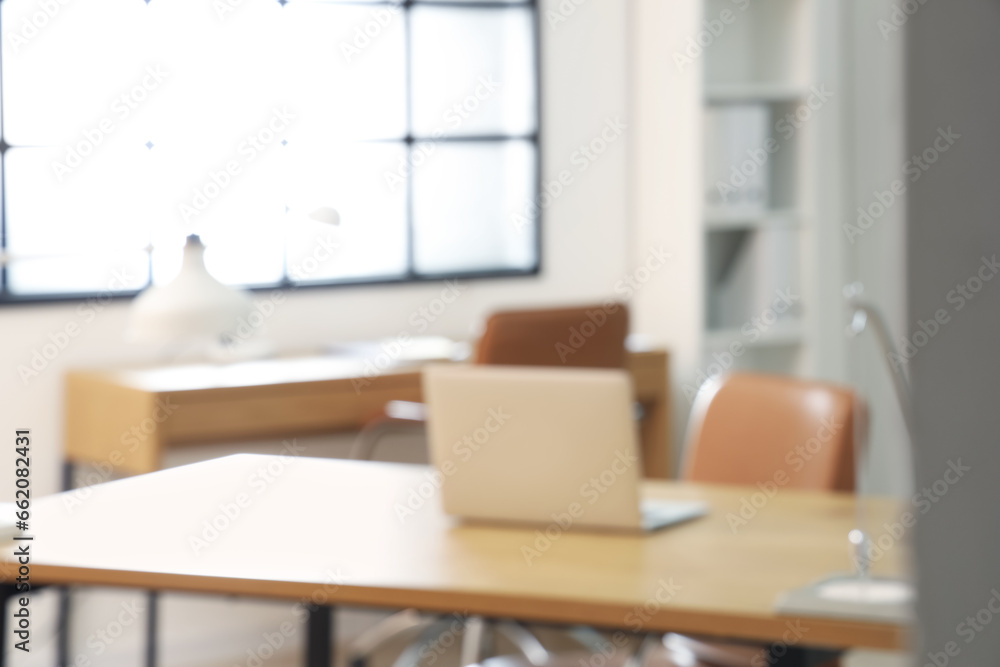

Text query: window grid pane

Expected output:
[0,1,539,301]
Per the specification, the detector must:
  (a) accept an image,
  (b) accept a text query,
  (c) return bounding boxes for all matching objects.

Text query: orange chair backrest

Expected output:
[475,304,629,369]
[682,373,863,492]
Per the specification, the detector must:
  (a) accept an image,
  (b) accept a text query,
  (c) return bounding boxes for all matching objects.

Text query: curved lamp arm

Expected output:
[843,282,916,444]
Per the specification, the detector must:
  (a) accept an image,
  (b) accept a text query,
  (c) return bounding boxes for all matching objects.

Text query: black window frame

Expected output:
[0,0,542,305]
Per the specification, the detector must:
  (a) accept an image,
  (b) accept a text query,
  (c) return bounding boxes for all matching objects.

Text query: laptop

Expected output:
[422,364,708,532]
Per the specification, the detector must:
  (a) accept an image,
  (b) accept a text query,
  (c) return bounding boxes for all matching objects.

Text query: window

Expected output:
[0,0,539,302]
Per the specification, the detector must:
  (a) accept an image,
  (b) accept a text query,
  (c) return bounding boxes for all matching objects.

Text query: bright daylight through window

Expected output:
[0,0,539,301]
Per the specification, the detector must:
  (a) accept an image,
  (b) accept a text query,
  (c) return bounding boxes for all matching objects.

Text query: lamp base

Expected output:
[775,574,913,624]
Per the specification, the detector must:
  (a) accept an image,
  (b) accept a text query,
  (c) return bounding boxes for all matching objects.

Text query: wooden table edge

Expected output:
[1,563,907,652]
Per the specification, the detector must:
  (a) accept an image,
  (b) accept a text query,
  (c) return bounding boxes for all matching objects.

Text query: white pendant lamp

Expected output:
[127,234,253,344]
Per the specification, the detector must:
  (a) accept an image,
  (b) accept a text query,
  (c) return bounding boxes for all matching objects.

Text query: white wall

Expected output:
[0,0,632,500]
[628,0,703,464]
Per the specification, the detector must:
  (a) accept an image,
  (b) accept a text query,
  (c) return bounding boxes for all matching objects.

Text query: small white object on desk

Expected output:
[776,574,914,624]
[326,336,469,365]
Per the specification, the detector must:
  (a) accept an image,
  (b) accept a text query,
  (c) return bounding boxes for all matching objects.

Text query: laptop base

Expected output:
[640,499,709,532]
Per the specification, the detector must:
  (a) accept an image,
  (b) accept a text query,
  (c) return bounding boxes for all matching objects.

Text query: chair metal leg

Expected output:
[460,616,488,667]
[494,620,549,666]
[349,422,426,461]
[390,617,455,667]
[624,633,661,667]
[349,609,438,667]
[566,625,613,654]
[349,401,428,461]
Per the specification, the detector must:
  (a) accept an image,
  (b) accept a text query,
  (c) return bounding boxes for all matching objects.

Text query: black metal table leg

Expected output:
[306,606,334,667]
[57,587,71,666]
[768,645,841,666]
[146,591,159,667]
[58,460,74,667]
[0,584,17,667]
[61,461,74,493]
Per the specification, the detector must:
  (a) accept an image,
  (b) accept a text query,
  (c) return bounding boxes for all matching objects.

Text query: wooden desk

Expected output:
[64,349,672,478]
[4,456,908,653]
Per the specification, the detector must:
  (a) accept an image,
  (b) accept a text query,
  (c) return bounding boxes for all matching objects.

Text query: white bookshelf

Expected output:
[699,0,837,378]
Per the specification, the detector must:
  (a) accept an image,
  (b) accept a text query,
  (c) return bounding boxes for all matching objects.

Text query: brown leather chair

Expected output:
[474,304,629,368]
[668,372,864,667]
[682,372,861,491]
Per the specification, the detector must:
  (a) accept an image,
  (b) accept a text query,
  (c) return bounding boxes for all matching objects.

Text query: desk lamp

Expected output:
[776,283,914,622]
[127,234,253,349]
[128,208,340,357]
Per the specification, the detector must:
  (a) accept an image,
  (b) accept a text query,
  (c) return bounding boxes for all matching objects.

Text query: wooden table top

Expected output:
[1,456,908,650]
[66,345,665,395]
[68,344,457,394]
